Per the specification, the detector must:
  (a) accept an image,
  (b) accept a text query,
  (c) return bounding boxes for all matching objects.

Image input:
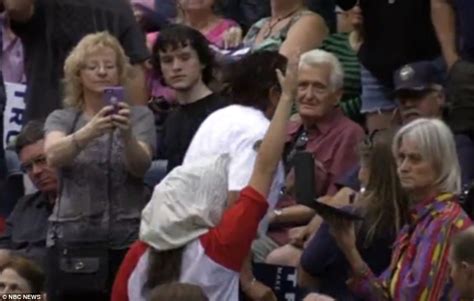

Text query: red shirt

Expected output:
[287,108,364,196]
[270,108,365,245]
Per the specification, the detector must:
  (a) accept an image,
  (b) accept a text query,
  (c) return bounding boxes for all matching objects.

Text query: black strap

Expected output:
[284,124,308,173]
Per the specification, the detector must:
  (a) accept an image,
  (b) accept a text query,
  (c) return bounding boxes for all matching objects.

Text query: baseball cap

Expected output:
[393,61,443,96]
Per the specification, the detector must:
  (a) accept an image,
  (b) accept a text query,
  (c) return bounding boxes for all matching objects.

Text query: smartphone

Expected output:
[293,151,316,204]
[309,199,363,221]
[103,86,124,115]
[292,151,362,220]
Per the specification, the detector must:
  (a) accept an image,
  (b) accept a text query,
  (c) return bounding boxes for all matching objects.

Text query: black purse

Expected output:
[46,111,111,296]
[47,240,109,295]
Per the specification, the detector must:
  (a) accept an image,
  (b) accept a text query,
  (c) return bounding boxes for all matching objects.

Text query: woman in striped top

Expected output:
[321,5,364,124]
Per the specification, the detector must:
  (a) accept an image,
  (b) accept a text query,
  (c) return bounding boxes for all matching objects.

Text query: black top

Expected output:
[301,219,394,300]
[11,0,150,123]
[159,93,228,173]
[0,192,53,268]
[455,0,474,60]
[337,0,440,87]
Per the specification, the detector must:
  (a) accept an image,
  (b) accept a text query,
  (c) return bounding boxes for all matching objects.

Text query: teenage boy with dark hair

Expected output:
[152,24,228,173]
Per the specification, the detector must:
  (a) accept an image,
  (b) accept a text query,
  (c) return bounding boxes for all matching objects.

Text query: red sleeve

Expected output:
[110,241,149,301]
[199,186,269,271]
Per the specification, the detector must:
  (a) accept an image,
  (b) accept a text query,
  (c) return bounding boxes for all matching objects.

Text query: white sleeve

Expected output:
[227,135,260,191]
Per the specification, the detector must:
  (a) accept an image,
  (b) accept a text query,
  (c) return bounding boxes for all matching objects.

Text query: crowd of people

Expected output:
[0,0,473,300]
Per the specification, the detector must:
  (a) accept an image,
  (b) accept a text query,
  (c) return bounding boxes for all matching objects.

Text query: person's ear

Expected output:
[437,90,446,107]
[333,88,343,106]
[268,85,282,106]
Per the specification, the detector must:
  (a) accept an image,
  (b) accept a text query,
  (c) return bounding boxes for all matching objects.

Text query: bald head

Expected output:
[451,226,474,264]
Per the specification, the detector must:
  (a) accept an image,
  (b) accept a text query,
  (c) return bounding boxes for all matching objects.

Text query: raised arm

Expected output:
[431,0,459,70]
[4,0,34,22]
[112,103,154,178]
[248,57,298,197]
[207,58,299,300]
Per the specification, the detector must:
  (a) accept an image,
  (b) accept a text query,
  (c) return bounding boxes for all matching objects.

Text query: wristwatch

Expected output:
[273,209,283,223]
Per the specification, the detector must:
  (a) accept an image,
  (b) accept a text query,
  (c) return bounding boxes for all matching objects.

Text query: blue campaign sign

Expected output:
[3,82,26,148]
[253,263,302,301]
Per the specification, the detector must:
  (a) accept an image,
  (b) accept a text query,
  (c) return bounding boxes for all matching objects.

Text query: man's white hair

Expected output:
[299,49,344,91]
[392,118,461,194]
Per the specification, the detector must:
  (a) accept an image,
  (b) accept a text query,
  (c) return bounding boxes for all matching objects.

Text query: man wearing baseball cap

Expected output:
[392,61,445,124]
[393,61,473,188]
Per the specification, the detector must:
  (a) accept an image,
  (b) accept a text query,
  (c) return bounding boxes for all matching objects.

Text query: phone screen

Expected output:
[103,87,124,114]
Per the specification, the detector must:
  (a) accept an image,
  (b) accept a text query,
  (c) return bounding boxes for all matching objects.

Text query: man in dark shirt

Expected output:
[0,120,57,268]
[4,0,150,123]
[432,0,474,159]
[153,25,227,173]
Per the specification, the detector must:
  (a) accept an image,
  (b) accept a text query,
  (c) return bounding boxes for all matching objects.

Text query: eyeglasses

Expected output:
[20,155,48,173]
[82,63,117,72]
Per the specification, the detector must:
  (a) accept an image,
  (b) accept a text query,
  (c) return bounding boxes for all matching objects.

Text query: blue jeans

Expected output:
[360,65,397,114]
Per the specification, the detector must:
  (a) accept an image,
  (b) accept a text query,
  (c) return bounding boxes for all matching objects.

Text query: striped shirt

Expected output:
[347,193,472,301]
[321,32,362,123]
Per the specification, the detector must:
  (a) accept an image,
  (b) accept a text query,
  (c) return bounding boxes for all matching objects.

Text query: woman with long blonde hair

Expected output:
[44,32,156,301]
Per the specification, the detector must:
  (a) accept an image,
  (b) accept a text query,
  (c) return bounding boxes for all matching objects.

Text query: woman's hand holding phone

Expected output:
[112,102,133,140]
[101,86,132,139]
[78,106,115,144]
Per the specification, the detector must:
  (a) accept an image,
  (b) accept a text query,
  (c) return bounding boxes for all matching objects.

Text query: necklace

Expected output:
[263,7,302,39]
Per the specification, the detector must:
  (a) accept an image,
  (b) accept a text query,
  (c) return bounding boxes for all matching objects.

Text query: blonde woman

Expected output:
[44,32,156,301]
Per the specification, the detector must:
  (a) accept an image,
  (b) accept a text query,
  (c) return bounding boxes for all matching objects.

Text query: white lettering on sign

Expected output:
[3,82,26,148]
[285,293,296,301]
[287,269,298,287]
